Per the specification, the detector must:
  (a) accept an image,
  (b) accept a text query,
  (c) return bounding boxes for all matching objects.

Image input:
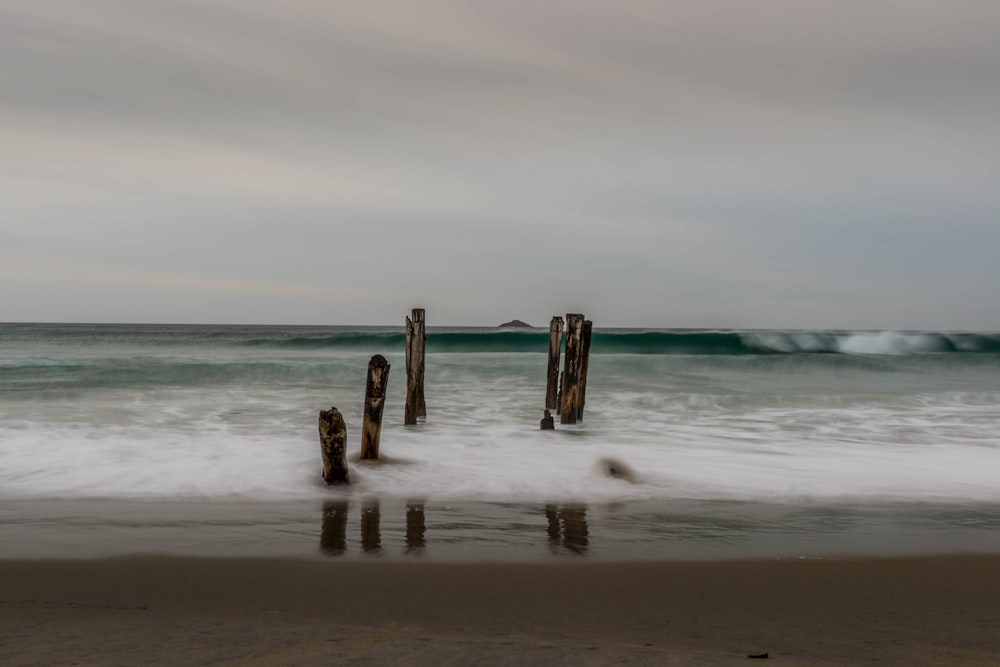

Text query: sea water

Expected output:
[2,323,999,559]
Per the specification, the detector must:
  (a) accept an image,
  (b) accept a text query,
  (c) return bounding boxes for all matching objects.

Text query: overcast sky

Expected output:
[2,1,999,328]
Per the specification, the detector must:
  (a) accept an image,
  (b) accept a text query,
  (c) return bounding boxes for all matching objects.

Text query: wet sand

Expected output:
[2,555,999,666]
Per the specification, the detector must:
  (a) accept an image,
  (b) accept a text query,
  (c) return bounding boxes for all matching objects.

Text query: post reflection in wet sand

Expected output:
[545,504,589,555]
[405,503,426,555]
[361,500,382,554]
[319,501,349,556]
[320,502,592,557]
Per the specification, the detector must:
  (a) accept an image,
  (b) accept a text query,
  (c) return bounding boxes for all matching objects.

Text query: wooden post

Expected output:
[560,313,585,424]
[545,316,563,410]
[540,409,555,430]
[318,407,349,484]
[405,308,426,425]
[577,320,593,420]
[361,354,390,460]
[556,370,564,414]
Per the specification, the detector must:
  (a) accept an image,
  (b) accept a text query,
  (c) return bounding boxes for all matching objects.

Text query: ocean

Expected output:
[2,322,999,560]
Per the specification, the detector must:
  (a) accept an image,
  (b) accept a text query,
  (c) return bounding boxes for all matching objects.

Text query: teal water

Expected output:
[2,323,999,559]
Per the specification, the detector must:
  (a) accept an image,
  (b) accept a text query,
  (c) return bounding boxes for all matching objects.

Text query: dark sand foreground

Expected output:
[2,556,999,666]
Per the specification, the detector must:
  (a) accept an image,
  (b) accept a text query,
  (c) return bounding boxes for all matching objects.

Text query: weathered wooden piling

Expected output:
[557,370,564,414]
[560,313,586,424]
[578,319,593,419]
[318,407,349,484]
[405,308,426,425]
[360,354,390,460]
[540,409,555,430]
[545,316,564,410]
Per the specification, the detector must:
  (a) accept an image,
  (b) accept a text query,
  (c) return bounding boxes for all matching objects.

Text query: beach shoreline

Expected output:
[3,555,999,665]
[7,496,1000,562]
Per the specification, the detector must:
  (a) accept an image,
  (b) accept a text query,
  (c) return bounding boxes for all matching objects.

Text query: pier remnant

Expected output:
[318,407,349,484]
[546,316,564,410]
[361,354,390,460]
[405,308,426,425]
[560,314,586,424]
[578,319,593,419]
[540,409,555,430]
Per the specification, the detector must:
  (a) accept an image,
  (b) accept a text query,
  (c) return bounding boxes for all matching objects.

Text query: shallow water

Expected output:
[2,323,999,559]
[4,497,1000,561]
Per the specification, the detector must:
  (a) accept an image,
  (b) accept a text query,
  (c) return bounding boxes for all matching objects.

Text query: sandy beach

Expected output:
[2,555,999,666]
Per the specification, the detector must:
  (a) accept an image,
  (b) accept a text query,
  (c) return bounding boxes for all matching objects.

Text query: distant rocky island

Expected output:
[498,319,532,328]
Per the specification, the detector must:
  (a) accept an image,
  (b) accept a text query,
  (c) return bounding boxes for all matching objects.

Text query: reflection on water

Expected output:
[8,498,1000,560]
[546,504,589,555]
[361,501,382,554]
[406,503,426,554]
[320,501,349,556]
[320,502,590,557]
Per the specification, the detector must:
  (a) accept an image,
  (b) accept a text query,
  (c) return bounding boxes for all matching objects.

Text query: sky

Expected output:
[2,1,999,329]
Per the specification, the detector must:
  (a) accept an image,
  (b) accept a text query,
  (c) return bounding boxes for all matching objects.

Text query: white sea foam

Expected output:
[3,389,999,504]
[2,327,999,505]
[742,330,962,355]
[835,331,951,355]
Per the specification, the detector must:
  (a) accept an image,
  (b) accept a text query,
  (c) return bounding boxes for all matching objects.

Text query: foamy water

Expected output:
[3,324,1000,559]
[2,326,999,506]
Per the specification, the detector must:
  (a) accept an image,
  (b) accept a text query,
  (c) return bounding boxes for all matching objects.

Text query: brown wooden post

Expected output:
[577,319,593,421]
[405,308,426,425]
[560,313,585,424]
[540,409,555,430]
[361,354,390,460]
[557,370,564,414]
[545,316,563,410]
[318,407,349,484]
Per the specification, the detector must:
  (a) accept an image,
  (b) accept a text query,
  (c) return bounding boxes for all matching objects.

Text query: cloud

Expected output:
[1,0,999,327]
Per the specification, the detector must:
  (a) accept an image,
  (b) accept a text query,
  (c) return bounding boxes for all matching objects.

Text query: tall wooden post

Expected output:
[560,313,585,424]
[578,320,593,420]
[361,354,390,460]
[557,370,564,414]
[318,407,349,484]
[545,316,564,410]
[405,308,426,425]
